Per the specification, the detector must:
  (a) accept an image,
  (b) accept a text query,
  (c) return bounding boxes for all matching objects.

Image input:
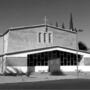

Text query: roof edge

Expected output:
[0,24,77,37]
[0,24,45,37]
[9,24,45,31]
[47,24,76,34]
[0,46,89,56]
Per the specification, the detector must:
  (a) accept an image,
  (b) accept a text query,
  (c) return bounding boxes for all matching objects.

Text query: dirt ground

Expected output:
[0,72,90,84]
[0,72,89,89]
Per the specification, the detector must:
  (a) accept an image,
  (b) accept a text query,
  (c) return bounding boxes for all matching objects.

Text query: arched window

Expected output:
[49,33,51,43]
[39,32,41,43]
[38,32,53,43]
[44,33,46,43]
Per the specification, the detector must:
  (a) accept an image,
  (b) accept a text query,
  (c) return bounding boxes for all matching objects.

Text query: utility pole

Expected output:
[76,29,83,78]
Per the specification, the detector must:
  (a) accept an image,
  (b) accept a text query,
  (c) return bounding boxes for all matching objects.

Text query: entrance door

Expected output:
[48,58,60,72]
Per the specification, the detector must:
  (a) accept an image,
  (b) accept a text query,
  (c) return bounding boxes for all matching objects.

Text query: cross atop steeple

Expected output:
[44,16,48,25]
[44,16,48,32]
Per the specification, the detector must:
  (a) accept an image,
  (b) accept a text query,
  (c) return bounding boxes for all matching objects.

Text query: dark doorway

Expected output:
[48,58,60,72]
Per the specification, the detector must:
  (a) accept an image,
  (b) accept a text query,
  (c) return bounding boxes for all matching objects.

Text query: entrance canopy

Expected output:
[5,46,90,58]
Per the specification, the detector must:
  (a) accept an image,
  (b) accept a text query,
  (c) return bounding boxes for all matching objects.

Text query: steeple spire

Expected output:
[56,21,58,27]
[62,22,65,29]
[69,13,74,31]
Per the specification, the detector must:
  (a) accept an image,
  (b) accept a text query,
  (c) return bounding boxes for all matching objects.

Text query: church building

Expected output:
[0,16,90,75]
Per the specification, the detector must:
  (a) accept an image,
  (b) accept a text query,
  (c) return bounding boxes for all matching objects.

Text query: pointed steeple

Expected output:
[56,21,58,27]
[62,22,65,29]
[69,13,74,31]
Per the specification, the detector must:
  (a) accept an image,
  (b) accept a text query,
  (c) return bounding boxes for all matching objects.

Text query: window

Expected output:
[38,32,53,43]
[39,32,41,43]
[49,33,51,43]
[44,33,46,43]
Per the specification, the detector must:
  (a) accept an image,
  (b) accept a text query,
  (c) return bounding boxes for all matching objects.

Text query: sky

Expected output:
[0,0,90,48]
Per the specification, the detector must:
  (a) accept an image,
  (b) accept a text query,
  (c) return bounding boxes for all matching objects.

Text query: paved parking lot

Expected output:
[0,79,90,89]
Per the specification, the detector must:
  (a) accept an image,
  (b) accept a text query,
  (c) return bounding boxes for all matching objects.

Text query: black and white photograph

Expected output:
[0,0,90,89]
